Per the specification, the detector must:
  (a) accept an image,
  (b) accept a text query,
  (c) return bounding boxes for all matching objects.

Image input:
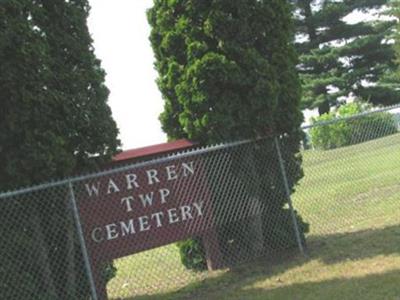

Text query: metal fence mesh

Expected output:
[294,106,400,237]
[0,105,399,299]
[0,185,89,300]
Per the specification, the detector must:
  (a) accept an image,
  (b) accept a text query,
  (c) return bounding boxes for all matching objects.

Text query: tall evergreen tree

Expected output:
[0,0,120,189]
[394,0,400,62]
[148,0,303,142]
[148,0,307,269]
[293,0,398,115]
[381,0,400,87]
[0,0,119,298]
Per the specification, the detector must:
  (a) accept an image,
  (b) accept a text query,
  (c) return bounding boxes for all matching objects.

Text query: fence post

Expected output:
[68,181,99,300]
[274,136,307,257]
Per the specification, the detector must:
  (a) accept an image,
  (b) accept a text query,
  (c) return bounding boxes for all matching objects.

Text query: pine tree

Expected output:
[0,0,119,298]
[148,0,307,269]
[380,0,400,90]
[394,0,400,67]
[293,0,398,115]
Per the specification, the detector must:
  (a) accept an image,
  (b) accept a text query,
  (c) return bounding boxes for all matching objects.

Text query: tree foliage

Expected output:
[386,0,400,83]
[292,0,399,115]
[0,0,119,298]
[0,0,119,190]
[148,0,307,269]
[148,0,304,143]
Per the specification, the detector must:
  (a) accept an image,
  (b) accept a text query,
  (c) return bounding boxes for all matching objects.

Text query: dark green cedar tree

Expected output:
[148,0,307,270]
[0,0,120,298]
[292,0,398,115]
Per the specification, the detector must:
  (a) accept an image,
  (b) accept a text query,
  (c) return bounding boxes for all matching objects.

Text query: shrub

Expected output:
[176,238,207,271]
[309,103,398,150]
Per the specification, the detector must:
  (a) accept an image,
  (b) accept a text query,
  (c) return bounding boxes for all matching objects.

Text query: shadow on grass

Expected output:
[117,224,400,300]
[307,224,400,264]
[209,269,400,300]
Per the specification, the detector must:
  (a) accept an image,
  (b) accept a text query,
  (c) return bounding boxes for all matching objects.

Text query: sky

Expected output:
[88,0,165,150]
[87,1,390,150]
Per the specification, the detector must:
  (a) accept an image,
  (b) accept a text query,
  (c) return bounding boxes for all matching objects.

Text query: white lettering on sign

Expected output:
[193,201,204,216]
[151,212,164,227]
[84,162,195,198]
[120,189,171,212]
[139,192,154,207]
[180,205,193,221]
[159,188,170,204]
[138,216,151,231]
[167,208,179,224]
[85,182,100,197]
[120,219,135,236]
[90,201,204,243]
[182,162,195,177]
[91,228,103,243]
[126,173,139,190]
[83,161,203,246]
[106,224,119,240]
[146,169,160,185]
[107,179,120,194]
[121,196,135,212]
[166,165,178,181]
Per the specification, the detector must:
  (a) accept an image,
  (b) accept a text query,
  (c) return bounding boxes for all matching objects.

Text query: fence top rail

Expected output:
[0,138,255,199]
[301,103,400,130]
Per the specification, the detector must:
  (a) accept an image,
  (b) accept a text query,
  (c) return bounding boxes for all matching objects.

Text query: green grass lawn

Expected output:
[108,133,400,300]
[293,133,400,235]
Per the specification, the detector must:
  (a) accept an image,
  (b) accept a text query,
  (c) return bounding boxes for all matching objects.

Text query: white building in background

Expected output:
[302,108,319,127]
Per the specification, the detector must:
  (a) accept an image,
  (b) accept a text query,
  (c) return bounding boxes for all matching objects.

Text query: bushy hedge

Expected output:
[309,103,398,150]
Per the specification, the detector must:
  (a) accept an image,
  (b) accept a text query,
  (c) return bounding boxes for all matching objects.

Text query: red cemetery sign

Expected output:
[74,140,223,299]
[79,158,213,259]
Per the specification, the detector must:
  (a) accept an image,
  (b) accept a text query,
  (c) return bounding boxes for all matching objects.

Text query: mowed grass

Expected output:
[108,133,400,300]
[293,133,400,235]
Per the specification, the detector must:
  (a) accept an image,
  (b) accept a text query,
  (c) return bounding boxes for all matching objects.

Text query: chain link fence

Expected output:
[0,105,399,299]
[294,104,400,236]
